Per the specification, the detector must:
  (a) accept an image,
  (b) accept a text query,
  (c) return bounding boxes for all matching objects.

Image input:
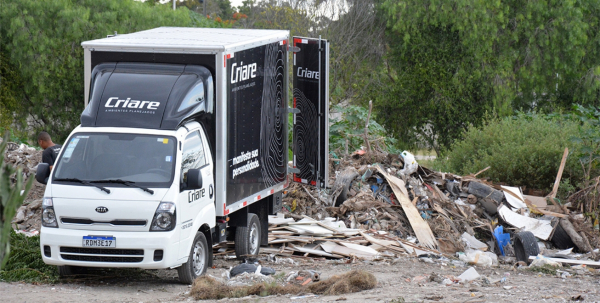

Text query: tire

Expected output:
[514,231,540,263]
[57,265,86,277]
[551,223,576,250]
[177,232,209,284]
[235,213,261,260]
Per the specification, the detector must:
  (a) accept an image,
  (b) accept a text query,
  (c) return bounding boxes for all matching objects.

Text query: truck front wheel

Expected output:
[57,265,87,277]
[177,231,209,284]
[235,213,261,259]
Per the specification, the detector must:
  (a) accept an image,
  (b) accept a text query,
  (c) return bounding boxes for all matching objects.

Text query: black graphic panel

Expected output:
[226,42,287,205]
[292,37,329,188]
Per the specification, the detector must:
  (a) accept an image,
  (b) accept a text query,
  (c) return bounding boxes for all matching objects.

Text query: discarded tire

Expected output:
[514,231,540,263]
[551,222,576,250]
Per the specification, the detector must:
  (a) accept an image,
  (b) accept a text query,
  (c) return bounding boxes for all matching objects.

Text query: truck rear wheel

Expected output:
[177,231,209,284]
[235,213,261,259]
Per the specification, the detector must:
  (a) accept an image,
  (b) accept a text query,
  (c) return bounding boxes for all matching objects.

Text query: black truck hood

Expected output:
[81,62,213,130]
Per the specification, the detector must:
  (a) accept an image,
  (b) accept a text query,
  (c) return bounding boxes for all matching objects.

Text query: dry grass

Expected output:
[307,270,377,295]
[190,270,377,300]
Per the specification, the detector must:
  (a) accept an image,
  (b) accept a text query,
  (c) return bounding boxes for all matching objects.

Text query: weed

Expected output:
[0,231,58,283]
[528,264,558,275]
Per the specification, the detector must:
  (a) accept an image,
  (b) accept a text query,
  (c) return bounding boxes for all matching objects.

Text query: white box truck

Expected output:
[35,27,328,284]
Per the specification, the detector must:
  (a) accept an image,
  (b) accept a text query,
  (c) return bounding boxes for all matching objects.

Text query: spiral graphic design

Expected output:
[293,88,318,181]
[260,43,286,186]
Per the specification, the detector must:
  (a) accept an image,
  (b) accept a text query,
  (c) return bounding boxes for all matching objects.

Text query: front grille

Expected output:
[60,247,143,255]
[61,218,147,226]
[59,246,144,263]
[61,254,143,263]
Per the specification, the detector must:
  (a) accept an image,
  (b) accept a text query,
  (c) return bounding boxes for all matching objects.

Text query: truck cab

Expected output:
[38,62,221,283]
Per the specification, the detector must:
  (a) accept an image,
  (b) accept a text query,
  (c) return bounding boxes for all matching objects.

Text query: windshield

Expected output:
[53,133,177,188]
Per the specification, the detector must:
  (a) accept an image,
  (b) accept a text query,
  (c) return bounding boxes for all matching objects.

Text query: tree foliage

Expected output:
[0,0,217,142]
[376,0,600,153]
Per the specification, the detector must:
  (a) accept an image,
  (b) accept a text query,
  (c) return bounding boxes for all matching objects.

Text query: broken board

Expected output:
[376,165,438,249]
[498,205,554,240]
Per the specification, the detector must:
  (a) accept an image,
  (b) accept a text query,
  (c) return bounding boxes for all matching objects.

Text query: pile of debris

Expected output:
[3,140,45,234]
[274,149,600,267]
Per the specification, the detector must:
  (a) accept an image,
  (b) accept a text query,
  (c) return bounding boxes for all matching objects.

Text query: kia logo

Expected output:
[95,206,108,213]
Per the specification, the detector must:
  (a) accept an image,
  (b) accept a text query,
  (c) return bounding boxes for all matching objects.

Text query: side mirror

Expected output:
[187,169,203,189]
[36,163,50,185]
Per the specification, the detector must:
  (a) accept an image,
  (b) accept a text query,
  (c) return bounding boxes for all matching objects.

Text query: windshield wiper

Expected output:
[90,179,154,195]
[54,178,111,194]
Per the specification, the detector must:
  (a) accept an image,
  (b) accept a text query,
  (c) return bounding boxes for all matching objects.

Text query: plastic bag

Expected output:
[458,249,498,267]
[399,151,418,175]
[529,254,561,268]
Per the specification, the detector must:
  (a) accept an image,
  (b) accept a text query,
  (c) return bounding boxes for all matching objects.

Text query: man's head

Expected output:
[37,132,53,149]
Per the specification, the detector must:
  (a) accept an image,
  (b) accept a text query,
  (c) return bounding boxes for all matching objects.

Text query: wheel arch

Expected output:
[198,223,213,268]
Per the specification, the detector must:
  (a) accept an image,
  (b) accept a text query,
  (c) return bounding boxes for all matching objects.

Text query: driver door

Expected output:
[178,129,214,259]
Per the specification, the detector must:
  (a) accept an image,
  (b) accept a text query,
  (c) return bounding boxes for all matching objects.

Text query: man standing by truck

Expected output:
[37,132,61,170]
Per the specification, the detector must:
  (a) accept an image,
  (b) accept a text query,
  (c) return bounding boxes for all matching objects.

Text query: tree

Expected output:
[0,52,24,133]
[376,0,600,154]
[0,0,215,142]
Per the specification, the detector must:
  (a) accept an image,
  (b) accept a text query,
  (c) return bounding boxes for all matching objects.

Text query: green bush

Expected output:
[0,231,58,283]
[436,113,582,192]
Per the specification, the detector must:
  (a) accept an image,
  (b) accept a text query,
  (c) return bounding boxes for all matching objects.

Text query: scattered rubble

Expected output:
[266,149,600,270]
[3,141,45,233]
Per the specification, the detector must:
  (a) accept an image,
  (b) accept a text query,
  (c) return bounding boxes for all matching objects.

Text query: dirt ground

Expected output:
[1,255,599,303]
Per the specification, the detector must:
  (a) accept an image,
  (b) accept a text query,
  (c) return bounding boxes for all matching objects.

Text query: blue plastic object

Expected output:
[494,226,511,256]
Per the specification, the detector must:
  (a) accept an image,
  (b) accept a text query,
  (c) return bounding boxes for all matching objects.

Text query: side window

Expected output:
[181,131,206,183]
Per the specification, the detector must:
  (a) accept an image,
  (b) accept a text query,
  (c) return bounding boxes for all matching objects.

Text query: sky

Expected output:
[230,0,245,8]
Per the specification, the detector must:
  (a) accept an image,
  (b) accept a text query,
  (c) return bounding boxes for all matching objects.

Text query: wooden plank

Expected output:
[289,244,339,258]
[270,230,295,235]
[338,242,379,255]
[528,256,600,267]
[320,241,376,260]
[376,165,438,249]
[359,232,405,254]
[269,238,311,244]
[547,147,569,199]
[268,215,295,225]
[283,225,333,236]
[524,195,548,209]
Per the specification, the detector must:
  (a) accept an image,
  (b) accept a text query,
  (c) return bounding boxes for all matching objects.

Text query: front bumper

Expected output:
[40,226,182,269]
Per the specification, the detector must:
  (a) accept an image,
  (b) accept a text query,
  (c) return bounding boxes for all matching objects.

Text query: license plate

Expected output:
[82,236,116,248]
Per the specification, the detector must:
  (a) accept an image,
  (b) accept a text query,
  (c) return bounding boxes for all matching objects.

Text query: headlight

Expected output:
[42,197,58,228]
[150,202,176,231]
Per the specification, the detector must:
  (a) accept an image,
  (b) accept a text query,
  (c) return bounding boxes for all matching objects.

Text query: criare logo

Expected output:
[231,62,257,84]
[297,67,319,79]
[105,97,160,110]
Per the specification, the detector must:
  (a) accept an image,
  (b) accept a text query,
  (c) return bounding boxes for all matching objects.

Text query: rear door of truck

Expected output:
[291,37,330,189]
